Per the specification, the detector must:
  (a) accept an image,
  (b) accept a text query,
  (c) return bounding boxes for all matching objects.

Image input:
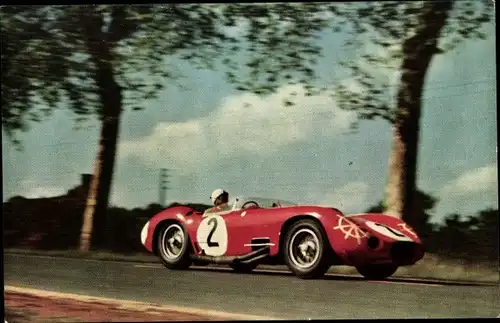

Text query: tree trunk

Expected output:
[79,104,121,252]
[79,12,123,252]
[385,1,453,228]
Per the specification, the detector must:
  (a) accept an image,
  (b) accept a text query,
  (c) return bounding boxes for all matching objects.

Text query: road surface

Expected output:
[4,254,499,319]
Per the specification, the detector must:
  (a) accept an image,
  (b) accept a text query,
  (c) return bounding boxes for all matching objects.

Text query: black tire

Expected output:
[283,219,331,279]
[355,264,398,280]
[156,222,192,270]
[229,262,258,273]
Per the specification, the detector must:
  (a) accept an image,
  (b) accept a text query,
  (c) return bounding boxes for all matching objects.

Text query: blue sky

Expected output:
[2,15,497,224]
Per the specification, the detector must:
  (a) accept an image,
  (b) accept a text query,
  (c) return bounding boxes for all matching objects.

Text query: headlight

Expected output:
[140,221,150,245]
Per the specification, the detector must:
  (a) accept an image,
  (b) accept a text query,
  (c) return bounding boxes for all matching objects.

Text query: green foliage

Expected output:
[433,208,498,263]
[3,2,493,143]
[5,190,496,262]
[439,0,493,51]
[1,5,234,147]
[218,3,333,97]
[1,7,61,143]
[327,1,492,124]
[218,1,494,125]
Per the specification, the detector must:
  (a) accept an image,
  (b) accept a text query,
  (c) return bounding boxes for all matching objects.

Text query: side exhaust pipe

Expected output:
[190,246,270,265]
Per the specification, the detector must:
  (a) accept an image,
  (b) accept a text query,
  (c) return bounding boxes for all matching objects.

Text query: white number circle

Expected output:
[365,221,413,242]
[196,215,228,256]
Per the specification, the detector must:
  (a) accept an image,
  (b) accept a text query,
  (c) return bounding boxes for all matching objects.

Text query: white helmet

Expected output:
[210,188,226,203]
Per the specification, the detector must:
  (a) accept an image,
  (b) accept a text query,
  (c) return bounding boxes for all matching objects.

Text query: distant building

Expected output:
[66,173,92,199]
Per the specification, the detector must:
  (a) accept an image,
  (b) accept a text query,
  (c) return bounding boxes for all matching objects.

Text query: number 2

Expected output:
[196,214,228,256]
[207,218,219,247]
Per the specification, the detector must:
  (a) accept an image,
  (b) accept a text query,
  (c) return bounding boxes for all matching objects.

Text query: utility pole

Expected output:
[159,168,170,207]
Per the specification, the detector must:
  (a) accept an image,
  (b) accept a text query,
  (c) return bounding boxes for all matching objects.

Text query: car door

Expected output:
[195,208,253,257]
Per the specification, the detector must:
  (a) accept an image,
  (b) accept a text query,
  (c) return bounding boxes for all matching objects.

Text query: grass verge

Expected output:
[327,253,498,283]
[4,247,498,284]
[4,248,157,263]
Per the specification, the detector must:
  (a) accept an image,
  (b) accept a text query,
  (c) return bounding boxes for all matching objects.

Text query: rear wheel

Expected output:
[283,219,331,279]
[156,222,192,270]
[229,262,258,273]
[355,264,398,280]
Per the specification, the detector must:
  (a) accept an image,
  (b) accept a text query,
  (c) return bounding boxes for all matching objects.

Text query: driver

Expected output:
[208,188,230,212]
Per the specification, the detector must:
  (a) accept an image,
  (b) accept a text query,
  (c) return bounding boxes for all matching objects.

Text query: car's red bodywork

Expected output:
[141,197,425,268]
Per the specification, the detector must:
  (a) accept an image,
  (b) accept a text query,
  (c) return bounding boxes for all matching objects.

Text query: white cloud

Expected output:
[24,186,67,199]
[10,179,66,199]
[119,84,356,174]
[313,181,371,214]
[440,164,498,198]
[431,164,498,221]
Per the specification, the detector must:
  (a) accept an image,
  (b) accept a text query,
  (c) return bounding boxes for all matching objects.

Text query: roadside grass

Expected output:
[4,248,498,283]
[394,253,498,283]
[328,253,498,283]
[4,248,157,263]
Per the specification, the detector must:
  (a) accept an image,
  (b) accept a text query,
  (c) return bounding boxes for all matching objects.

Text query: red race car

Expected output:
[140,196,425,279]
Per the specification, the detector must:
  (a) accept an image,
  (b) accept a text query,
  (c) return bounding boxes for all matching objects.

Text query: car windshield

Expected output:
[202,199,236,215]
[202,196,297,215]
[233,196,297,210]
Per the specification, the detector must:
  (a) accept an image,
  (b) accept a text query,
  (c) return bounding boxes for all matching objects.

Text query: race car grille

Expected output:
[391,241,417,265]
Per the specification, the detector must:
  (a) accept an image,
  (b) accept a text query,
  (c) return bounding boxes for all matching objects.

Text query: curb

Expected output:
[4,286,281,321]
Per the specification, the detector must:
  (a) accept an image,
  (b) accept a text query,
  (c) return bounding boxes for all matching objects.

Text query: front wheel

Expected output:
[355,264,398,280]
[283,219,331,279]
[156,222,192,270]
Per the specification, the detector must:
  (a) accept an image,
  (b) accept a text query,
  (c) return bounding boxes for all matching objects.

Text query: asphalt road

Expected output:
[4,254,499,319]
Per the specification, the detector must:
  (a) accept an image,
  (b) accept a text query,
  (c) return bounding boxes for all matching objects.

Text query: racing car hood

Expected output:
[346,213,422,244]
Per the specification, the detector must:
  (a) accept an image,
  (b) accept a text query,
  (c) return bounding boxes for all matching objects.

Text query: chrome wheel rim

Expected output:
[160,224,185,261]
[288,228,320,269]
